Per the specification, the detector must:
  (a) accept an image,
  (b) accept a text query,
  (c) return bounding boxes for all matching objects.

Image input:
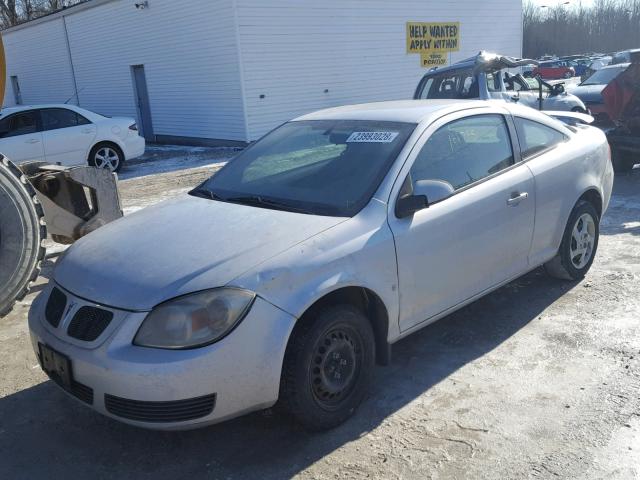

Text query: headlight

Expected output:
[134,288,255,349]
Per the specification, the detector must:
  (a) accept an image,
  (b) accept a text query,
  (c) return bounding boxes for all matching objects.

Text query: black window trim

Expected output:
[511,115,570,162]
[397,112,524,211]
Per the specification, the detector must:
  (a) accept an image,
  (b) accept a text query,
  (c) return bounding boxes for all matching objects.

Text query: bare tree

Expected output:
[0,0,81,29]
[524,0,640,57]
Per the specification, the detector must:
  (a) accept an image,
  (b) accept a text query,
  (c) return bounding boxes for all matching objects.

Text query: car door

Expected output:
[388,111,536,332]
[0,110,45,164]
[40,108,97,166]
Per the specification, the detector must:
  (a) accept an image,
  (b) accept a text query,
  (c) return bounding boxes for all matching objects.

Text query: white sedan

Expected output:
[0,104,145,172]
[29,100,613,431]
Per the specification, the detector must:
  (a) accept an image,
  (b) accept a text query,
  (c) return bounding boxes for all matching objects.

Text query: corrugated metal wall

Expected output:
[3,18,76,107]
[2,0,522,143]
[2,0,247,142]
[237,0,523,140]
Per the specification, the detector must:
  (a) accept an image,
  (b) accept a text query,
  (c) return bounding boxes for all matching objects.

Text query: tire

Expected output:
[563,71,573,79]
[544,200,599,281]
[88,143,124,172]
[280,304,375,431]
[0,156,46,317]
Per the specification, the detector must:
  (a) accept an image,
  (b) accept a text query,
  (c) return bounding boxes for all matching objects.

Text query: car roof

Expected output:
[0,104,79,117]
[294,100,493,124]
[601,62,630,70]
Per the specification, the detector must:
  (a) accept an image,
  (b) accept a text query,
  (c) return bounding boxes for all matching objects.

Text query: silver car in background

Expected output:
[29,100,613,431]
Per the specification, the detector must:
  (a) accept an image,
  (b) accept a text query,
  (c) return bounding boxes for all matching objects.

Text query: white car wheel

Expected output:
[569,213,596,269]
[545,201,599,281]
[91,145,122,172]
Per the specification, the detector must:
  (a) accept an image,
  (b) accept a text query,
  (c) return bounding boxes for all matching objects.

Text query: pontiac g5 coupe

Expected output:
[29,100,613,431]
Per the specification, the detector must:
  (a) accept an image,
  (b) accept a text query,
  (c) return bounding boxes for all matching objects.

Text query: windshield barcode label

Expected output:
[347,131,399,143]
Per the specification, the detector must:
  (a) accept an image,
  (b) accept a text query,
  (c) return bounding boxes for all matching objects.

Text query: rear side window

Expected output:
[41,108,91,131]
[0,111,38,138]
[417,69,477,99]
[514,117,568,159]
[410,114,514,191]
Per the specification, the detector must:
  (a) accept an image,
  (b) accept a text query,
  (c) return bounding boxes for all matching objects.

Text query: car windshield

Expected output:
[581,67,625,86]
[193,120,415,217]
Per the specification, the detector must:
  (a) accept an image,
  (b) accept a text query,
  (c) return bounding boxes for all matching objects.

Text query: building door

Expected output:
[10,76,22,105]
[131,65,154,141]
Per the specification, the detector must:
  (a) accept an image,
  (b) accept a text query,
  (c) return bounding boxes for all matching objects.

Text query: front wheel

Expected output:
[544,201,599,280]
[88,143,124,172]
[280,304,375,431]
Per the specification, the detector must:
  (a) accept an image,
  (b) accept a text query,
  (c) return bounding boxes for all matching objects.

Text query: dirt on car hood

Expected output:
[54,195,346,310]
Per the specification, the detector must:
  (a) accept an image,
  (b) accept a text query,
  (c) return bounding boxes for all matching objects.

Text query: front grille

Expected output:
[67,306,113,341]
[45,371,94,405]
[105,393,216,423]
[45,287,67,328]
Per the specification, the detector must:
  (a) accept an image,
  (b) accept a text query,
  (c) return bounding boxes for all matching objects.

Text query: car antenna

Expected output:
[64,87,85,104]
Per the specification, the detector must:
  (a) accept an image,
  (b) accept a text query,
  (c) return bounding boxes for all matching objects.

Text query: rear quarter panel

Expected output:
[526,125,612,267]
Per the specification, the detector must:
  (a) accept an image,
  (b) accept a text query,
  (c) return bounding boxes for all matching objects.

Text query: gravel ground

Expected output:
[1,149,639,480]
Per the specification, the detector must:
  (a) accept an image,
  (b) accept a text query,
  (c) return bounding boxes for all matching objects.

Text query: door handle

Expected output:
[507,192,529,206]
[82,128,93,134]
[25,138,40,144]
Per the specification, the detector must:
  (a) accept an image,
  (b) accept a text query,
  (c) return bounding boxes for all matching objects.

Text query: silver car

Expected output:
[29,100,613,431]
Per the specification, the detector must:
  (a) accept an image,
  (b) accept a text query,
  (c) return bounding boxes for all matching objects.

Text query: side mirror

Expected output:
[396,194,428,219]
[395,179,455,218]
[415,179,454,203]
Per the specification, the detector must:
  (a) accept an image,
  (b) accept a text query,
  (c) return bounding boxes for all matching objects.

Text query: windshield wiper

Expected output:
[225,195,311,214]
[190,188,224,201]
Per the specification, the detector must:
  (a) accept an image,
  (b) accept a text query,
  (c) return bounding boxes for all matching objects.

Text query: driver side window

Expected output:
[409,114,515,194]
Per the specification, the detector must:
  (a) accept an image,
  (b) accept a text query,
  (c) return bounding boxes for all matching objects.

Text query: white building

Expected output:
[2,0,523,145]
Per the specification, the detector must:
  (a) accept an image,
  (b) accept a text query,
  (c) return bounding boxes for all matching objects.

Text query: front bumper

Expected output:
[28,283,296,430]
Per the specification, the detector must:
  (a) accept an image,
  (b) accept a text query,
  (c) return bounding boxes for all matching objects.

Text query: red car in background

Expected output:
[532,60,576,79]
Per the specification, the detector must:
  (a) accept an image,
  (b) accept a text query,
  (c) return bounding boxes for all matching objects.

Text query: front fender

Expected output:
[230,200,401,342]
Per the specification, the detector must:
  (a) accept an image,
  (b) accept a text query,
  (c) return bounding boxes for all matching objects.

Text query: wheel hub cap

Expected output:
[95,148,119,171]
[570,213,596,269]
[311,329,359,405]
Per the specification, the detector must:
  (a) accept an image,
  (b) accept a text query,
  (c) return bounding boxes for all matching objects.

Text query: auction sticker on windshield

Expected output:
[347,131,399,143]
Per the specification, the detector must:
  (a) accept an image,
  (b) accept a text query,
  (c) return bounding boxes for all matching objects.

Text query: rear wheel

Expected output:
[280,304,375,431]
[0,156,46,317]
[544,201,599,281]
[88,143,124,172]
[564,71,573,79]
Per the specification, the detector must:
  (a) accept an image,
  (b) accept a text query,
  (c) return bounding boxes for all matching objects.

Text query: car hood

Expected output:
[569,84,605,103]
[54,195,347,310]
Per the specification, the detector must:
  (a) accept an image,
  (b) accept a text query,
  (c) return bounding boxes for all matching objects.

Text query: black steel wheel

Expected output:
[280,304,375,431]
[0,156,46,317]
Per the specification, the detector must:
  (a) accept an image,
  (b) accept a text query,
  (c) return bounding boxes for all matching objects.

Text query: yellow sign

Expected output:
[406,22,460,54]
[421,52,449,68]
